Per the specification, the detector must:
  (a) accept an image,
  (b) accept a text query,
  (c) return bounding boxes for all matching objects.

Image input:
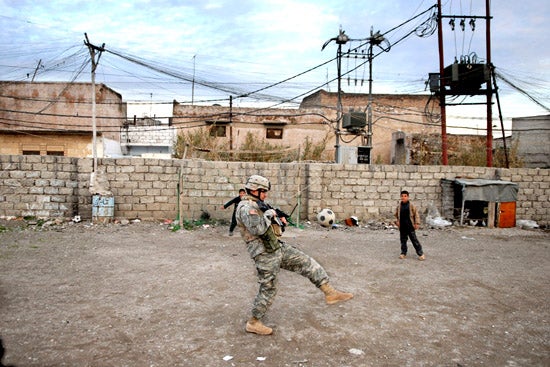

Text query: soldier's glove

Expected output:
[264,209,277,220]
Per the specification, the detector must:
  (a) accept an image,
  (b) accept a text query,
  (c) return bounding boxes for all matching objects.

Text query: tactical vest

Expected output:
[246,195,281,253]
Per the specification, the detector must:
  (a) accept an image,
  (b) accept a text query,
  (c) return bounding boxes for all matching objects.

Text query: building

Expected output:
[300,90,438,163]
[509,115,550,168]
[171,101,332,161]
[0,81,126,158]
[172,90,438,164]
[120,116,176,158]
[7,82,518,165]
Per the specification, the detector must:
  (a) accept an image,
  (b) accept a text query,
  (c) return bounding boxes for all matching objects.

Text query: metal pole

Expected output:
[192,55,196,104]
[296,145,302,228]
[84,34,104,173]
[91,63,97,172]
[485,0,493,167]
[322,29,349,163]
[490,65,509,168]
[367,42,374,161]
[335,43,342,163]
[229,95,233,151]
[437,0,448,165]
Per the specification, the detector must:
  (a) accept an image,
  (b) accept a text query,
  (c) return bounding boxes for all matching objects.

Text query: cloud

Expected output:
[0,0,547,118]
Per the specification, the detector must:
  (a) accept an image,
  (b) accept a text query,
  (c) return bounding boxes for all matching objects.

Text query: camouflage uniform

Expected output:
[236,195,329,320]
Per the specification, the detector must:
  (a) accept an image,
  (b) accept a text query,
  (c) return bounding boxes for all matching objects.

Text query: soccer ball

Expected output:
[317,208,336,227]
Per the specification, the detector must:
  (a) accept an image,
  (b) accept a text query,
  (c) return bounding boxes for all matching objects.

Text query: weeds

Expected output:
[173,128,329,162]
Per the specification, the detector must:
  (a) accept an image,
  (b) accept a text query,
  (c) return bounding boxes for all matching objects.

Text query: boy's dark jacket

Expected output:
[395,201,421,229]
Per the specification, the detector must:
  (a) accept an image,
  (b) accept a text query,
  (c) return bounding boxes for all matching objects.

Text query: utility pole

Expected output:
[435,1,493,166]
[437,0,448,165]
[485,0,493,167]
[229,95,233,151]
[335,39,344,163]
[84,33,105,173]
[31,59,42,82]
[322,28,349,163]
[324,27,389,164]
[366,28,386,163]
[192,55,196,104]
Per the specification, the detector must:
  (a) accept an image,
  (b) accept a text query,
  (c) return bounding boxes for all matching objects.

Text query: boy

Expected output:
[395,190,425,261]
[221,189,246,236]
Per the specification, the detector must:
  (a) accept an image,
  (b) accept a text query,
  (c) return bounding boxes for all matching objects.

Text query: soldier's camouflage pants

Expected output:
[251,241,329,319]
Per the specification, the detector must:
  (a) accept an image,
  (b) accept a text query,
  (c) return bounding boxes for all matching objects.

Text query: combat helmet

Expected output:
[245,175,271,191]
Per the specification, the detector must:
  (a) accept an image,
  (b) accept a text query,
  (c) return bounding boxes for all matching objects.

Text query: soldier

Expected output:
[236,175,353,335]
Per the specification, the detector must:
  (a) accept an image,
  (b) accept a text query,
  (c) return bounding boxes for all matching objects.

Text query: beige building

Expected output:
[0,81,126,157]
[300,90,439,163]
[172,100,332,160]
[0,82,438,163]
[172,90,438,164]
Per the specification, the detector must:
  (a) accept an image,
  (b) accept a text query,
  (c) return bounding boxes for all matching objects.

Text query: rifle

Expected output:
[257,201,289,231]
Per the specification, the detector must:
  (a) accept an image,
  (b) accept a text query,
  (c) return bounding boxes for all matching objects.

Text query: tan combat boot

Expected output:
[245,317,273,335]
[320,283,354,305]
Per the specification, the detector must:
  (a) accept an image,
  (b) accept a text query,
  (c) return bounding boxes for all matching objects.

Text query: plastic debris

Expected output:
[349,348,364,355]
[425,202,452,227]
[517,219,539,229]
[426,216,452,227]
[344,216,359,226]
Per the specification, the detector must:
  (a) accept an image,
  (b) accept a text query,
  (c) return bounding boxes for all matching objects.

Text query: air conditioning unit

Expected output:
[342,112,366,129]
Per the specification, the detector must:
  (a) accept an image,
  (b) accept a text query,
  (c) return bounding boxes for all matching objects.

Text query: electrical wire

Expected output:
[2,3,547,140]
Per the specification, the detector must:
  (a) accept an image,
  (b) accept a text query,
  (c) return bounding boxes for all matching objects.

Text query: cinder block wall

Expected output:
[0,155,80,218]
[0,155,548,227]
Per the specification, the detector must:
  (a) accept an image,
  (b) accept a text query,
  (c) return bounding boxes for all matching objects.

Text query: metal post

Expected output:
[485,0,493,167]
[335,43,343,163]
[437,0,448,165]
[192,55,196,105]
[84,34,104,173]
[322,28,349,163]
[91,64,97,172]
[367,42,374,160]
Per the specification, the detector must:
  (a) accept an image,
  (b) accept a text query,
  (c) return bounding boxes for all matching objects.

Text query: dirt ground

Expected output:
[0,218,549,367]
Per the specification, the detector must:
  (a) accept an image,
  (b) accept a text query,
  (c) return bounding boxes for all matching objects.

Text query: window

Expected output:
[209,125,227,137]
[266,127,283,139]
[47,151,64,156]
[21,144,65,156]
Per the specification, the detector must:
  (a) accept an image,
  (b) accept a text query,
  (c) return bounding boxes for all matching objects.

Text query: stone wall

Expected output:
[1,155,548,227]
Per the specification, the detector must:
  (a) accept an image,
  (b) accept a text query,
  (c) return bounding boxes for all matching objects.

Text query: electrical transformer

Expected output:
[342,112,367,129]
[443,63,490,93]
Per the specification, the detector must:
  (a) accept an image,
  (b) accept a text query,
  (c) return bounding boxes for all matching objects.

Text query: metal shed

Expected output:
[454,178,519,227]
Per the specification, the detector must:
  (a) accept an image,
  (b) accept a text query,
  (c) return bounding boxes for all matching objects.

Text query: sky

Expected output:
[1,0,549,135]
